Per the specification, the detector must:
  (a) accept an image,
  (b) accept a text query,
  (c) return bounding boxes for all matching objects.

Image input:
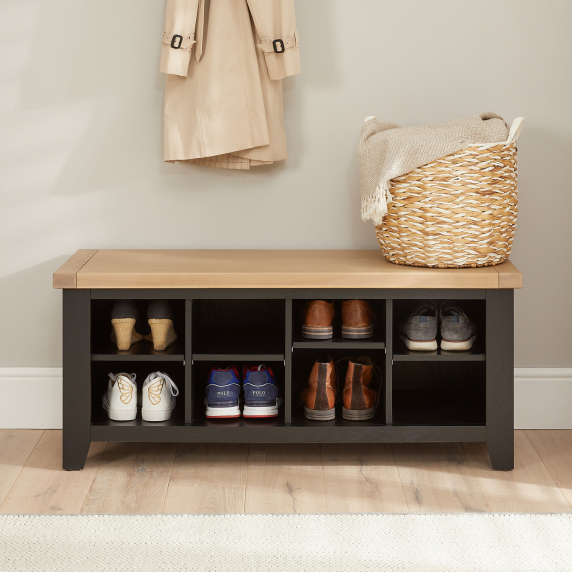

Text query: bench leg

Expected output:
[63,289,91,470]
[486,289,514,471]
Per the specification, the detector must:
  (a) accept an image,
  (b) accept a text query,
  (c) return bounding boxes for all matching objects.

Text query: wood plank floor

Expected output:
[1,430,572,514]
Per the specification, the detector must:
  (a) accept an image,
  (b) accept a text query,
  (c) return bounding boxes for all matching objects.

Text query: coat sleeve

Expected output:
[247,0,301,80]
[160,0,200,77]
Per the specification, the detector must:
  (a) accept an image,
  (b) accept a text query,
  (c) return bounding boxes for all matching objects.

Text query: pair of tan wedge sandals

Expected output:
[111,300,177,352]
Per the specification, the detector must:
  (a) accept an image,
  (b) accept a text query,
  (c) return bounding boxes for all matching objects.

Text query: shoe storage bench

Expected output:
[53,250,522,471]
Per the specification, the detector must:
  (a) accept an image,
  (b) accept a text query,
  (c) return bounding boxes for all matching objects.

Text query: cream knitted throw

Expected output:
[358,112,510,225]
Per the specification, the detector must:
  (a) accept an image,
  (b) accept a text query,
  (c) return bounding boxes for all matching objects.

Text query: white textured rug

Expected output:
[1,514,571,572]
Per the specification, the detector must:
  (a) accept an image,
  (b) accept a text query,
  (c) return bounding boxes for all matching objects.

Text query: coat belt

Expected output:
[195,0,210,62]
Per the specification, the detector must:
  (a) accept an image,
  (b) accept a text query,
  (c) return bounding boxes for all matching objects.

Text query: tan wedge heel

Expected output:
[111,318,144,351]
[147,319,177,351]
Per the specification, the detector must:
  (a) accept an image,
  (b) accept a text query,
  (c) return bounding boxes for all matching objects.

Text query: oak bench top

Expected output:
[52,249,522,290]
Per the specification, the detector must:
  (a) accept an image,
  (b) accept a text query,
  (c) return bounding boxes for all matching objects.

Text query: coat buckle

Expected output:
[273,39,285,54]
[171,35,183,49]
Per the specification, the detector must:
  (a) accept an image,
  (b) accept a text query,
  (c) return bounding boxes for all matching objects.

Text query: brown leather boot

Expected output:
[301,300,335,339]
[300,356,337,420]
[342,356,378,421]
[341,300,374,339]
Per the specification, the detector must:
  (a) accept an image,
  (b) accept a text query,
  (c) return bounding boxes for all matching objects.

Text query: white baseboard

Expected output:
[0,367,571,430]
[0,368,63,429]
[514,368,572,429]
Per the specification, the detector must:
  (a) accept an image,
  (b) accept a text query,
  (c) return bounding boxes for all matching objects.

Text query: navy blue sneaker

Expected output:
[242,365,282,418]
[205,366,241,418]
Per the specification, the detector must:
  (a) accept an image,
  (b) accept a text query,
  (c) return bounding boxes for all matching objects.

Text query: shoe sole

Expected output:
[342,405,375,421]
[304,406,335,421]
[441,335,477,351]
[102,397,136,421]
[301,325,333,339]
[243,399,282,418]
[399,334,438,351]
[342,325,373,339]
[243,409,279,418]
[141,408,174,422]
[205,405,241,419]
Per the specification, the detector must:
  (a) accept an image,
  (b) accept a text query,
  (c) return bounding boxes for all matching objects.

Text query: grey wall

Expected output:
[1,0,571,368]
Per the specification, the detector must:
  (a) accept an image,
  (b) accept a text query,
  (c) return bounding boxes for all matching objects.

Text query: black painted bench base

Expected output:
[63,288,514,471]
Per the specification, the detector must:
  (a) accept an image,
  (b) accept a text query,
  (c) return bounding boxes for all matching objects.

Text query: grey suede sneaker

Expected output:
[398,301,438,351]
[439,302,477,351]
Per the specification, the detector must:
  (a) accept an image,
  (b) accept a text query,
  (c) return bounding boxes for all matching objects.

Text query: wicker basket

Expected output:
[375,118,523,268]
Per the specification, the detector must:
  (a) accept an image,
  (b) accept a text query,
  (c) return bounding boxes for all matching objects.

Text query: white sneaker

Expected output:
[141,371,179,422]
[102,372,137,421]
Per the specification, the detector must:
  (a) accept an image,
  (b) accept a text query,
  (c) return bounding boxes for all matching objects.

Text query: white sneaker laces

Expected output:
[143,371,180,397]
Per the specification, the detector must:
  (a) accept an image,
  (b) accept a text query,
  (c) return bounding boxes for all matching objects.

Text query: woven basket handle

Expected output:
[506,117,524,144]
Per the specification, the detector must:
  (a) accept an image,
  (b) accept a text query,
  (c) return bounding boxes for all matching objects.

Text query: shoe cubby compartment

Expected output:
[91,299,185,360]
[392,299,486,360]
[191,299,285,360]
[189,360,286,427]
[290,348,386,427]
[291,299,386,350]
[392,362,486,426]
[90,361,186,427]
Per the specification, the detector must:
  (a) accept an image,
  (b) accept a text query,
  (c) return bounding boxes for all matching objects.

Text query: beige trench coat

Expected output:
[160,0,301,170]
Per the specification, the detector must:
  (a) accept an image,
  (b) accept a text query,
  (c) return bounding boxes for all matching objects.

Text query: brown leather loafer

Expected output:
[300,356,337,420]
[341,300,374,339]
[301,300,335,339]
[342,356,378,421]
